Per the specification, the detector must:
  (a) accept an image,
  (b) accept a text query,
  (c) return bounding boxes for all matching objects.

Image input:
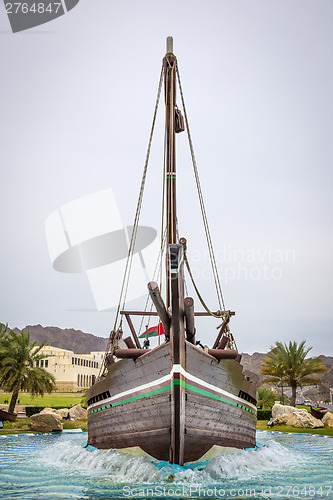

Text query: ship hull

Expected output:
[87,341,257,463]
[0,408,17,422]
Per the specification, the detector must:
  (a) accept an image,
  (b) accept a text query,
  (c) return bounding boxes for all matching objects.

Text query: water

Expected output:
[0,431,332,499]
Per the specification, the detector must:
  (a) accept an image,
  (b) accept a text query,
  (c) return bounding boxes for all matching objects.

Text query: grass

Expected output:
[1,417,332,437]
[0,392,88,435]
[0,392,85,407]
[1,393,331,437]
[256,420,333,436]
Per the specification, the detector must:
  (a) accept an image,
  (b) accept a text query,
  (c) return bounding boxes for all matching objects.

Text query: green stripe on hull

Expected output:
[88,378,256,415]
[112,384,172,407]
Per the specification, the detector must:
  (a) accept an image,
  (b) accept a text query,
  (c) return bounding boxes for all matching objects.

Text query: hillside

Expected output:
[318,355,333,388]
[2,324,333,389]
[7,324,108,354]
[240,352,266,380]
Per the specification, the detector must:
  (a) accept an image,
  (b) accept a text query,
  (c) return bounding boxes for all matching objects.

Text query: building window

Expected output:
[45,360,48,368]
[72,357,74,365]
[36,360,39,367]
[41,360,44,367]
[96,362,98,368]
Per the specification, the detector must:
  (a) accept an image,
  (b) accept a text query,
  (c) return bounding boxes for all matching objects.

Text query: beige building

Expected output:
[36,345,105,392]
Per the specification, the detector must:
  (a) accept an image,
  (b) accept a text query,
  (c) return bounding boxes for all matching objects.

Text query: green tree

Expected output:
[0,323,9,365]
[258,387,279,409]
[0,323,8,339]
[0,327,56,413]
[260,340,327,407]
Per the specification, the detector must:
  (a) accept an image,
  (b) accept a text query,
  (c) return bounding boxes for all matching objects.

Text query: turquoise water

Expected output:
[0,431,332,499]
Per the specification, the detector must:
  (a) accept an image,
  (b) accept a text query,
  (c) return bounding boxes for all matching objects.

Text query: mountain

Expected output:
[2,324,333,390]
[9,324,108,354]
[240,352,266,380]
[318,355,333,389]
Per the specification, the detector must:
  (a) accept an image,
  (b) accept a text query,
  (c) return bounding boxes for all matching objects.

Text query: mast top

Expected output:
[166,36,173,54]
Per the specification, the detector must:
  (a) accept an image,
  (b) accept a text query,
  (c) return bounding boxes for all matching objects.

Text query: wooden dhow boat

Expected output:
[310,406,325,420]
[0,408,17,422]
[86,37,258,465]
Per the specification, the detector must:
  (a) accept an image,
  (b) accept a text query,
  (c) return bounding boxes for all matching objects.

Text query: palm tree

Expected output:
[0,323,10,367]
[260,340,327,407]
[258,387,279,409]
[0,328,56,413]
[0,323,8,339]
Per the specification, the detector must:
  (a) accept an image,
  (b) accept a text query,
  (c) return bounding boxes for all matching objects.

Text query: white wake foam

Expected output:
[38,440,160,483]
[37,438,307,485]
[202,441,306,481]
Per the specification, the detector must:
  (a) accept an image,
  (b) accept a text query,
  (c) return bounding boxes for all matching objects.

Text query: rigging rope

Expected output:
[176,63,226,314]
[100,64,164,375]
[137,228,167,336]
[118,64,164,324]
[182,246,227,319]
[100,58,237,377]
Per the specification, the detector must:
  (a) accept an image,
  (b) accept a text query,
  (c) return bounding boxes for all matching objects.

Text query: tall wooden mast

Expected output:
[164,36,186,465]
[164,36,177,310]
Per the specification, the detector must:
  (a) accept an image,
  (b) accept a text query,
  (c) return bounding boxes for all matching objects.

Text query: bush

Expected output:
[25,406,69,417]
[25,405,87,417]
[257,409,272,420]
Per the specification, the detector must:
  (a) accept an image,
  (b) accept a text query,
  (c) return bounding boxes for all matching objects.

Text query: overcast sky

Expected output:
[1,0,332,356]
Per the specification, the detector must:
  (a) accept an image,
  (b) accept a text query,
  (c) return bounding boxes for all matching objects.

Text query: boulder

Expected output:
[38,407,70,418]
[322,412,333,427]
[272,403,295,424]
[39,407,57,415]
[68,404,87,421]
[30,412,63,432]
[287,411,323,428]
[54,408,71,419]
[272,403,323,428]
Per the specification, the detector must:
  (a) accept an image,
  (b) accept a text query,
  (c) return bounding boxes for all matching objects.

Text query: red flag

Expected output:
[139,322,165,338]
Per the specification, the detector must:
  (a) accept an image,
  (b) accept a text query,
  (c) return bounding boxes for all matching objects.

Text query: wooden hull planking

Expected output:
[87,341,257,463]
[0,408,18,422]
